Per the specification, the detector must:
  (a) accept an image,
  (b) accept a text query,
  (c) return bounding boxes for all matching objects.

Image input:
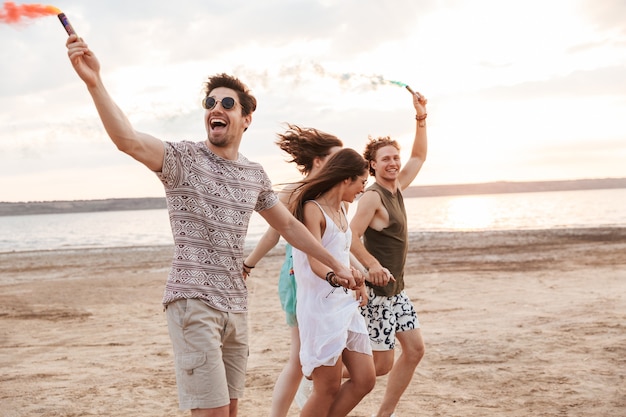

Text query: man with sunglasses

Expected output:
[65,35,360,417]
[349,91,428,417]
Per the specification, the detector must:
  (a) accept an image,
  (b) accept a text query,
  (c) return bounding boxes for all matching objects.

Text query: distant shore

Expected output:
[1,177,625,217]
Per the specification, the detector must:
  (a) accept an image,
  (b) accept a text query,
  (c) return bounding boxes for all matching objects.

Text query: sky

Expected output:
[1,0,625,202]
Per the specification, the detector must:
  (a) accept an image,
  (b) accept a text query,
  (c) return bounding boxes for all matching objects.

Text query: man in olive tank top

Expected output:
[349,90,428,417]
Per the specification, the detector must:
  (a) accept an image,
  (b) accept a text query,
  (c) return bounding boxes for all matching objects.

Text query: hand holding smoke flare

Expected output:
[389,80,422,100]
[1,1,75,35]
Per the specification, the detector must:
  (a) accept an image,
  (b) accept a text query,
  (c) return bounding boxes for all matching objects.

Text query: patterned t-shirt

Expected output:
[157,140,278,312]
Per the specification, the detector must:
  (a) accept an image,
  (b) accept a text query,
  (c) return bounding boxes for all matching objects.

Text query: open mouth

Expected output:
[210,118,227,129]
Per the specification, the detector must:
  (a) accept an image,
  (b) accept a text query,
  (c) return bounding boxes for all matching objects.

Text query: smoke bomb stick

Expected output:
[57,13,76,36]
[405,85,422,99]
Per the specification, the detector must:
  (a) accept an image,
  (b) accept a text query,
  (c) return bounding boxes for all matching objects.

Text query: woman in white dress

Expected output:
[242,125,343,417]
[291,148,376,417]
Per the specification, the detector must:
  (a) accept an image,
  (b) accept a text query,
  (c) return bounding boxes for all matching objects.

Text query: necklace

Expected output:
[316,198,350,252]
[317,198,346,232]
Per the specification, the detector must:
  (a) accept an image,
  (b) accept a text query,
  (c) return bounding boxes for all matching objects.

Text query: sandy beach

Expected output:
[1,228,625,417]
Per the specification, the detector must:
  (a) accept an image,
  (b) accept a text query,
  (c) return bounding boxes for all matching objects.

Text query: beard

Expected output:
[207,131,231,148]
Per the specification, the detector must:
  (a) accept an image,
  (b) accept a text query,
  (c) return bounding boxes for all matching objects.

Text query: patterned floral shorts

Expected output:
[359,288,420,350]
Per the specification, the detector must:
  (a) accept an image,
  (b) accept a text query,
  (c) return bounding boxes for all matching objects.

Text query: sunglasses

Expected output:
[202,96,238,110]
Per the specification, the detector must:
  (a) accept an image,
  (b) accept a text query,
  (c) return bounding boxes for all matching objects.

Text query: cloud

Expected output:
[478,65,626,99]
[1,0,626,201]
[580,0,626,35]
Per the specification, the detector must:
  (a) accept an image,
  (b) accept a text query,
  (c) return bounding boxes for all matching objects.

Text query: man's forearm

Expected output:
[350,234,380,271]
[87,81,164,171]
[88,82,137,150]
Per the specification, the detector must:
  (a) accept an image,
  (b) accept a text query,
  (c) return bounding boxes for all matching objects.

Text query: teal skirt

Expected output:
[278,244,297,326]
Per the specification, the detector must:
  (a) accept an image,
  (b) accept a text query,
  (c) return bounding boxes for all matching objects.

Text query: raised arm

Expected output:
[397,92,428,191]
[65,35,165,172]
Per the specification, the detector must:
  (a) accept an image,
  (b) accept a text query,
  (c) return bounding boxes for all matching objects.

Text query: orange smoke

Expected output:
[0,1,61,23]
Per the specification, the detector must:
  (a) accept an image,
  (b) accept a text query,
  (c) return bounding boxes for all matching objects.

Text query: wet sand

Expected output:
[1,228,625,416]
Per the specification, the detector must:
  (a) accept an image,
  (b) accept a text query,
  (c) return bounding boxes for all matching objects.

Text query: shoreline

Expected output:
[1,225,624,255]
[1,225,624,258]
[1,177,625,216]
[1,227,625,416]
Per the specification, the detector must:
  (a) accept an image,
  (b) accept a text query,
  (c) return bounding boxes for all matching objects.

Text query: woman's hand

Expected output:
[354,285,369,307]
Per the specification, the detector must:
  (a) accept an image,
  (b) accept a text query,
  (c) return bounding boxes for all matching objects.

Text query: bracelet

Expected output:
[243,262,254,274]
[415,113,427,127]
[243,262,255,270]
[325,271,341,287]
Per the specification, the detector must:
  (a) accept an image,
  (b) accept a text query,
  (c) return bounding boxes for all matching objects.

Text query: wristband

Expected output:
[415,113,427,128]
[243,262,254,274]
[325,271,341,287]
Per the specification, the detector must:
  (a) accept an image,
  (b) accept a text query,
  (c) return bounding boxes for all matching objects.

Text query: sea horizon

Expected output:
[1,188,625,254]
[1,177,625,217]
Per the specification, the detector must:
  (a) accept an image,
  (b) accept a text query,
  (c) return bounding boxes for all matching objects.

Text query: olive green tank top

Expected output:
[363,182,408,297]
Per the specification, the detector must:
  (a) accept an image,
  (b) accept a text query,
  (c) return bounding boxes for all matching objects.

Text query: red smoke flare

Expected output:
[0,1,60,23]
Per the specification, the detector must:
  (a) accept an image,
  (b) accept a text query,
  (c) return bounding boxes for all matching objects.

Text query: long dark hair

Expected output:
[290,148,368,222]
[276,124,343,175]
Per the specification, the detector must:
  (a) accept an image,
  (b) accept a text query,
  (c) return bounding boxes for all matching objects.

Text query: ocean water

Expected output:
[1,188,624,253]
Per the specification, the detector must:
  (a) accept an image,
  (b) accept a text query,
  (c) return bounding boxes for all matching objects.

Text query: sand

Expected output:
[1,228,625,417]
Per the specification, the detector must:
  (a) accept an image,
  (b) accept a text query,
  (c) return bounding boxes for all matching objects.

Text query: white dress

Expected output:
[293,201,372,377]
